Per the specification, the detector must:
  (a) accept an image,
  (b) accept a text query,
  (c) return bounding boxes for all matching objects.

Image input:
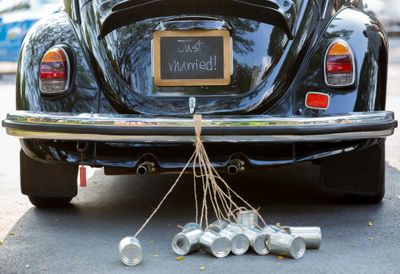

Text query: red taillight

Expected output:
[305,92,330,110]
[39,47,70,95]
[325,40,355,87]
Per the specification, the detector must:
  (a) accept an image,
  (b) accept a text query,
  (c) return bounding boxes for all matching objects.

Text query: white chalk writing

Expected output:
[168,56,218,72]
[177,39,204,53]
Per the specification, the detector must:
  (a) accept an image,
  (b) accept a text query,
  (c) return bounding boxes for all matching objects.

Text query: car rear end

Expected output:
[2,0,397,206]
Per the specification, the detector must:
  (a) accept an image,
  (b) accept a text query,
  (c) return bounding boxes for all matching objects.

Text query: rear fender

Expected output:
[292,7,388,116]
[16,12,100,113]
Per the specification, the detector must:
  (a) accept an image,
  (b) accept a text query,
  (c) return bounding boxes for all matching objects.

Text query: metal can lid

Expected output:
[119,237,143,266]
[172,233,191,256]
[211,236,231,258]
[231,233,250,255]
[254,234,269,255]
[289,237,306,259]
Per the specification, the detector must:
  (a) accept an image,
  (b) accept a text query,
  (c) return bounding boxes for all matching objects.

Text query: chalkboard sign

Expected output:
[153,30,231,86]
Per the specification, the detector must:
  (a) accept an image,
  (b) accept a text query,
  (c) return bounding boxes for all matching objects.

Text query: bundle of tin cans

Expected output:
[119,211,322,265]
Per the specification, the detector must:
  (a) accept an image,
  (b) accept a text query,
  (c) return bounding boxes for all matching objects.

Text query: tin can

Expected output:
[268,231,306,259]
[226,223,246,233]
[119,237,143,266]
[200,230,231,258]
[207,220,229,233]
[220,227,250,255]
[183,222,202,232]
[237,210,258,228]
[262,224,285,236]
[172,223,203,256]
[283,226,322,249]
[243,227,270,255]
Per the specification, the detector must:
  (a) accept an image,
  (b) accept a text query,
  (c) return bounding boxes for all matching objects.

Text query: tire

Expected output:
[343,191,384,204]
[20,150,78,208]
[320,140,385,204]
[28,197,73,208]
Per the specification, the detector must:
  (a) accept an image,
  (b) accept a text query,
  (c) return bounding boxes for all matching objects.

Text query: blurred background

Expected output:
[0,0,60,73]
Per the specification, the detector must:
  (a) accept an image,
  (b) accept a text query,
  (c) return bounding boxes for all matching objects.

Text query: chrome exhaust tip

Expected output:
[227,159,244,175]
[136,162,155,176]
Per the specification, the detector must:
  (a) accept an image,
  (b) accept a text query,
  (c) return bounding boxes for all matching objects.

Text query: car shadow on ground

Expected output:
[1,162,399,273]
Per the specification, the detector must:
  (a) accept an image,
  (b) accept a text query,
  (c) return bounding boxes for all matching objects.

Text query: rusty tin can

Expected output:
[119,237,143,266]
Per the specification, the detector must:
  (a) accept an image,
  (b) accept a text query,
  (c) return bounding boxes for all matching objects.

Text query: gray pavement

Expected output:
[0,76,31,241]
[0,38,399,274]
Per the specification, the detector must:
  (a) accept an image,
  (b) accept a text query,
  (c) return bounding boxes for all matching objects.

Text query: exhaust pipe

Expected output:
[137,162,155,176]
[227,159,245,176]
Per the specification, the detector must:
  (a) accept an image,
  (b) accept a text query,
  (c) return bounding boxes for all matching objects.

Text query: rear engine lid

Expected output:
[80,0,318,115]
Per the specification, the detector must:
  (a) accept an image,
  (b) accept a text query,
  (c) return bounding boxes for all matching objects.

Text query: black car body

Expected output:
[2,0,397,207]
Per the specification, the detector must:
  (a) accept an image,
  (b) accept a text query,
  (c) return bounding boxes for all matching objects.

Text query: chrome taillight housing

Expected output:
[39,46,72,95]
[324,40,355,87]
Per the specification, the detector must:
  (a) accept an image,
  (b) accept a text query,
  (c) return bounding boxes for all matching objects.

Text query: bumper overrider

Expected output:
[2,111,397,143]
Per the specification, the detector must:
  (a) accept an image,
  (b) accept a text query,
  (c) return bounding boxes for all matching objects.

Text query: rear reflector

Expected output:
[325,40,355,87]
[39,46,70,95]
[305,92,330,110]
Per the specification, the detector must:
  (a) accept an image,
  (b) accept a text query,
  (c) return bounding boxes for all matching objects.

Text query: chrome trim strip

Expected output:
[4,111,394,129]
[321,0,329,20]
[2,111,396,142]
[5,129,395,143]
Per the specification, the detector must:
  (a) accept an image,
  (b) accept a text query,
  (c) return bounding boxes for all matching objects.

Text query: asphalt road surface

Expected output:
[0,39,399,274]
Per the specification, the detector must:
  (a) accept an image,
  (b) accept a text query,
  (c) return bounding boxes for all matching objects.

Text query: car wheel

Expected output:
[28,196,73,208]
[320,140,385,204]
[343,190,385,204]
[20,150,78,208]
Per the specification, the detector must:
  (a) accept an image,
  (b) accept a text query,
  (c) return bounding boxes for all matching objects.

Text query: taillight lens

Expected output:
[325,40,355,87]
[39,46,71,95]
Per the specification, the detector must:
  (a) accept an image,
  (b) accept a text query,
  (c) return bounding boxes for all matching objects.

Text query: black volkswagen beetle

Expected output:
[2,0,397,207]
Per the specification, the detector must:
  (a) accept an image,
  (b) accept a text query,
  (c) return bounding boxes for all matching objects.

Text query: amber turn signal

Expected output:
[39,46,71,95]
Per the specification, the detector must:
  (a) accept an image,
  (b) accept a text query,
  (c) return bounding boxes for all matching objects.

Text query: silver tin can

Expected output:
[283,226,322,249]
[220,227,250,255]
[243,227,270,255]
[119,237,143,266]
[207,220,229,233]
[172,223,203,256]
[183,222,202,232]
[226,223,246,233]
[237,210,258,228]
[262,225,285,236]
[268,231,306,259]
[199,230,231,258]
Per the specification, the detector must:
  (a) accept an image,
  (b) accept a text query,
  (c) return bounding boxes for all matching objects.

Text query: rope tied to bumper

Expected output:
[134,115,265,238]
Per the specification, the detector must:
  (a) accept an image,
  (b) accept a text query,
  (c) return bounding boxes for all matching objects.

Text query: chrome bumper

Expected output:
[2,111,397,143]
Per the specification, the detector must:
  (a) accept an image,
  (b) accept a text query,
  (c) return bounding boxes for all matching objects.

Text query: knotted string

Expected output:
[134,115,265,239]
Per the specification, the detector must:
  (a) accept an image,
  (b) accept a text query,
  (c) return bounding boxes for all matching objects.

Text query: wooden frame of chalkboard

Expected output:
[153,30,231,87]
